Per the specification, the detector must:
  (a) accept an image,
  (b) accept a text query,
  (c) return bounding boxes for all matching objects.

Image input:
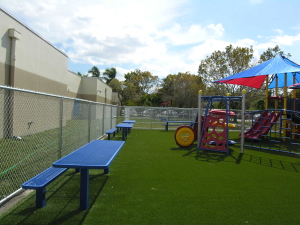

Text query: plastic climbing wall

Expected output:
[200,114,227,152]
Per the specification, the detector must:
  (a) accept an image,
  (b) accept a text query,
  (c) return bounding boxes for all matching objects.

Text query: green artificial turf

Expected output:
[1,129,300,225]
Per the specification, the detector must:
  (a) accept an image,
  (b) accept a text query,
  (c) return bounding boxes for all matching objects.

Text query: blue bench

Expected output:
[53,140,125,209]
[106,128,117,140]
[164,121,195,131]
[22,167,68,207]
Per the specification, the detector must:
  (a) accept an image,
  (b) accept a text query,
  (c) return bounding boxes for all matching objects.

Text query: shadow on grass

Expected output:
[1,171,109,225]
[240,153,300,172]
[170,144,230,163]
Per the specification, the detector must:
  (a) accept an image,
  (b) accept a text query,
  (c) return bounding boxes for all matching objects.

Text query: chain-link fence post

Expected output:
[59,97,64,159]
[88,102,91,142]
[102,104,105,135]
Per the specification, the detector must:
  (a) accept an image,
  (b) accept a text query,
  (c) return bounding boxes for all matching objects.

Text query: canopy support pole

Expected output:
[283,73,287,138]
[265,78,269,109]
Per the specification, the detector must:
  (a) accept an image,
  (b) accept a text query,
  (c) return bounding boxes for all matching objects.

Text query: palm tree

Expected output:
[88,66,101,78]
[102,67,117,84]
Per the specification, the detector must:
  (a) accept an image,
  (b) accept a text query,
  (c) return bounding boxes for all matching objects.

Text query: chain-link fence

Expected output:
[117,105,256,131]
[0,86,117,205]
[1,86,260,207]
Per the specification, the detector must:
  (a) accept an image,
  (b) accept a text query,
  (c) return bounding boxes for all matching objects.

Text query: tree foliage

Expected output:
[108,78,138,106]
[124,69,160,95]
[198,44,255,97]
[137,94,162,106]
[259,45,292,63]
[198,44,291,109]
[88,66,101,78]
[102,67,117,84]
[160,72,204,108]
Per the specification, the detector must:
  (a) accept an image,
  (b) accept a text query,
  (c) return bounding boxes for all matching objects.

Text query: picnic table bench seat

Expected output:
[164,121,195,131]
[22,167,68,207]
[106,128,117,140]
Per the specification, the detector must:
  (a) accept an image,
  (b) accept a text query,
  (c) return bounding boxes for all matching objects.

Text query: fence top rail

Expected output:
[0,85,117,106]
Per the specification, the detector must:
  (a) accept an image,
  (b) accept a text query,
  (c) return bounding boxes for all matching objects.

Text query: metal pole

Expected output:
[102,104,105,136]
[59,98,64,159]
[265,78,269,109]
[88,102,91,142]
[226,93,230,156]
[283,73,287,138]
[197,90,202,149]
[110,105,113,129]
[240,90,246,154]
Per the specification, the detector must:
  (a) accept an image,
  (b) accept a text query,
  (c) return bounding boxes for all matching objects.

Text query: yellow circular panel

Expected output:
[175,126,195,147]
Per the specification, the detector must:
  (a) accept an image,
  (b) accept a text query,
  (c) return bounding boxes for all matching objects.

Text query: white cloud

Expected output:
[188,39,230,63]
[273,29,283,35]
[271,34,300,46]
[162,23,224,46]
[3,0,299,82]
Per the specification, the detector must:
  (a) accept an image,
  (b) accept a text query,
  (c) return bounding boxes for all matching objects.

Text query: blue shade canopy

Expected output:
[215,55,300,89]
[268,72,300,89]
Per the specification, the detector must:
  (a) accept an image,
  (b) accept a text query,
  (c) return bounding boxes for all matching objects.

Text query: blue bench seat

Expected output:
[106,128,117,140]
[22,167,68,207]
[164,121,195,131]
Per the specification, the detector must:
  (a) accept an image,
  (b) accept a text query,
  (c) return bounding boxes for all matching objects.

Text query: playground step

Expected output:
[270,140,280,143]
[291,142,300,146]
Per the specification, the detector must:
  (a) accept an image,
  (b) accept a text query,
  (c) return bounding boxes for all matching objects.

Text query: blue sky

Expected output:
[1,0,300,81]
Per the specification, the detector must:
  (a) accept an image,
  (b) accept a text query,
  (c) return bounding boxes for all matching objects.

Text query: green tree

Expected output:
[124,69,160,96]
[198,44,255,98]
[119,81,139,106]
[77,72,87,77]
[259,45,292,63]
[198,44,291,109]
[137,94,162,107]
[102,67,117,84]
[108,78,121,92]
[88,66,101,78]
[160,72,204,108]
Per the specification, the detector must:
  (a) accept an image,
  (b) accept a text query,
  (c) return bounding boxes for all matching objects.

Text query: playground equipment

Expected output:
[210,110,236,128]
[174,55,300,155]
[213,55,300,154]
[243,110,281,140]
[175,91,246,156]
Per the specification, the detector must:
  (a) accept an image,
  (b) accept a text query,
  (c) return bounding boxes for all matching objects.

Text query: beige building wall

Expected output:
[0,8,114,103]
[0,8,117,138]
[0,9,69,95]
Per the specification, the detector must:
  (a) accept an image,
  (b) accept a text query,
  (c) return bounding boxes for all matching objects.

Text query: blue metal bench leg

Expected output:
[80,169,89,210]
[122,128,125,141]
[36,187,46,208]
[108,133,111,140]
[104,167,109,174]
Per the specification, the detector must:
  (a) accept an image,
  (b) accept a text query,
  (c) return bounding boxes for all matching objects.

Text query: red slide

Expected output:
[243,111,280,140]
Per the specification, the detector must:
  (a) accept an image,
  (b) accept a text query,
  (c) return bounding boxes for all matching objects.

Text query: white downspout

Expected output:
[8,28,21,86]
[5,29,21,138]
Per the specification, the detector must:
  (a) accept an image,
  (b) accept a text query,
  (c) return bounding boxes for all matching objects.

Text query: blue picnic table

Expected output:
[52,140,125,210]
[123,120,136,123]
[116,123,133,141]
